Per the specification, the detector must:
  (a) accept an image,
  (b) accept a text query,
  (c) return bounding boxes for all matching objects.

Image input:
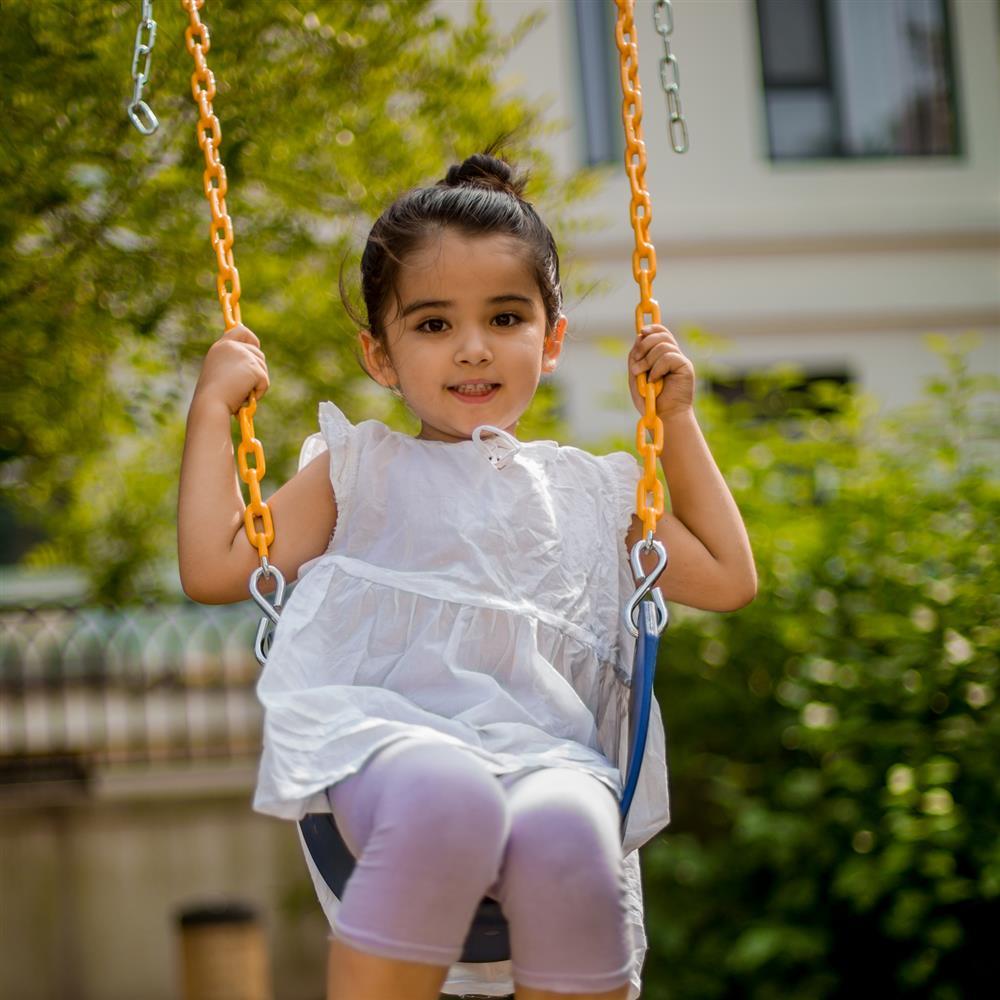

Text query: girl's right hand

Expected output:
[193,324,270,415]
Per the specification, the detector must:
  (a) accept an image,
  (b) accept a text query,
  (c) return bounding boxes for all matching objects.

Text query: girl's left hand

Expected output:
[627,324,696,421]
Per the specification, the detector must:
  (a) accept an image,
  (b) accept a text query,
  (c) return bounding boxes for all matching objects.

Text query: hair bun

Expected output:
[441,153,526,199]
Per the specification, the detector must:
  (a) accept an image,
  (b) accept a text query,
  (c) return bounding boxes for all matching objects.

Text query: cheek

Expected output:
[517,338,548,371]
[391,343,440,392]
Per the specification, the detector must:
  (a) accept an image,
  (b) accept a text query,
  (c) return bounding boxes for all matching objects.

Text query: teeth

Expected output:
[454,384,496,395]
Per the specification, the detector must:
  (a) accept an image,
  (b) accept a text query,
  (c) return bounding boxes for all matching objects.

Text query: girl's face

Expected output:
[360,229,566,443]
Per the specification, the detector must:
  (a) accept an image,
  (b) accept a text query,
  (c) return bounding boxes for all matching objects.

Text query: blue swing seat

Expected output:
[299,598,661,965]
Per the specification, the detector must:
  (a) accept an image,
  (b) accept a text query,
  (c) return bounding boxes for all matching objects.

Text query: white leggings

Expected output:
[325,738,632,993]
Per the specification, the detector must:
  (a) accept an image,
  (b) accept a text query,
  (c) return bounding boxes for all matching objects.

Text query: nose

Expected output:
[454,325,493,366]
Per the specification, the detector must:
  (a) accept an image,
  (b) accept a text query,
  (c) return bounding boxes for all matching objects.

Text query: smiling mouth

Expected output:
[449,382,500,397]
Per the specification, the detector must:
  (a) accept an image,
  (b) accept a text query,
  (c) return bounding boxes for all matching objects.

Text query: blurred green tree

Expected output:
[637,336,999,999]
[0,0,593,601]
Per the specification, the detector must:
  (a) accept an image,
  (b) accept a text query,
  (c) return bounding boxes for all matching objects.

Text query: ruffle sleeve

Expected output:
[291,403,360,515]
[291,402,361,579]
[595,449,641,541]
[297,430,326,472]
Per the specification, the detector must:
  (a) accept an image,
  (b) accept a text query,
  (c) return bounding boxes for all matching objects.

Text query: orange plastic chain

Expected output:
[182,0,272,561]
[614,0,665,541]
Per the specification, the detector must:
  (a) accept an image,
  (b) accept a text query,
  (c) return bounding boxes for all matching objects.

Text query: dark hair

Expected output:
[342,150,563,353]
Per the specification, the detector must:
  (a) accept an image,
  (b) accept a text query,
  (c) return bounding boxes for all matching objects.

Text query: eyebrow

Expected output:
[400,294,536,318]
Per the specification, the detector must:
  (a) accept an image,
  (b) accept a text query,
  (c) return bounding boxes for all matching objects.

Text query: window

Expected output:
[572,0,623,166]
[756,0,960,159]
[707,370,854,421]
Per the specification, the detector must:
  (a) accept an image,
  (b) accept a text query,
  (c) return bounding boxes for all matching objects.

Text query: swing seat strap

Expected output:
[619,598,661,826]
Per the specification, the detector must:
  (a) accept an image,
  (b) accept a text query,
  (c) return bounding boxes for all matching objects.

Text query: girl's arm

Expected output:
[178,325,338,604]
[625,325,757,613]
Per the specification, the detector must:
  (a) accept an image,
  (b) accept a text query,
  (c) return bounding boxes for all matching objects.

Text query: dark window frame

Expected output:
[754,0,962,162]
[571,0,625,168]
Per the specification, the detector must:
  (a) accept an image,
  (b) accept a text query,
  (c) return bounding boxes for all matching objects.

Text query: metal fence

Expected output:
[0,602,263,771]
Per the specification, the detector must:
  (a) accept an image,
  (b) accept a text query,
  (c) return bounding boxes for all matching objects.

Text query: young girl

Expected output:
[178,153,756,1000]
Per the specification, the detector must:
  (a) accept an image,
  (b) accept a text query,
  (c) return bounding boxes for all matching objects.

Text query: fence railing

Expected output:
[0,602,263,771]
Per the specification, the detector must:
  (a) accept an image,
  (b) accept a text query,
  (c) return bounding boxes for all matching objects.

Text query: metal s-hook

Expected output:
[249,557,287,665]
[624,536,669,638]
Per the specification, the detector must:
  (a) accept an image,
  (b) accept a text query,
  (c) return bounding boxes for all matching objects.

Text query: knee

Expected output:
[502,797,624,911]
[381,746,509,873]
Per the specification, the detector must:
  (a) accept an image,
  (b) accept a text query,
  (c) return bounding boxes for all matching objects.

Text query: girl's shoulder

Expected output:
[522,440,639,538]
[296,402,401,509]
[298,401,390,471]
[317,400,392,443]
[530,438,639,481]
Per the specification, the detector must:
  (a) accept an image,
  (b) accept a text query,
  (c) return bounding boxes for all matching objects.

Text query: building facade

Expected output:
[485,0,999,442]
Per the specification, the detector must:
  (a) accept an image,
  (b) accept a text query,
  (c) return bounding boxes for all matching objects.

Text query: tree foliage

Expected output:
[638,337,999,999]
[1,0,594,600]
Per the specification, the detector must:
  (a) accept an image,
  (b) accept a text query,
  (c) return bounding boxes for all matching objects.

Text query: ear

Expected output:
[541,315,567,374]
[359,329,398,388]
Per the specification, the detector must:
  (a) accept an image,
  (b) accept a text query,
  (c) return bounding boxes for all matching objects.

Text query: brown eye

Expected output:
[493,312,521,327]
[416,318,447,333]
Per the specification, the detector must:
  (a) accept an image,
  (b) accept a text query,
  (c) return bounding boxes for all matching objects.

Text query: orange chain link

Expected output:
[182,0,272,561]
[614,0,665,542]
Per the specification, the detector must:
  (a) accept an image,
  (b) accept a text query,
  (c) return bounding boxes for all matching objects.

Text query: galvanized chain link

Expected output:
[180,0,282,663]
[652,0,689,154]
[614,0,665,543]
[127,0,160,134]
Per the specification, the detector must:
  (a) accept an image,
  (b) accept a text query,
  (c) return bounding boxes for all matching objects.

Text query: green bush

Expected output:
[639,336,998,999]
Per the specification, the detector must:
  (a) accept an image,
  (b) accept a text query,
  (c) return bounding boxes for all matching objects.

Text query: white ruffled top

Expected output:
[253,402,670,999]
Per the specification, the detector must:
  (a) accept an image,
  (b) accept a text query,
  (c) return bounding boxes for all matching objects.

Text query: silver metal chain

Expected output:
[128,0,159,134]
[652,0,688,153]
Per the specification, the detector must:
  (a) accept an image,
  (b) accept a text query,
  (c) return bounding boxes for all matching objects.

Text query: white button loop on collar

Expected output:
[472,425,521,471]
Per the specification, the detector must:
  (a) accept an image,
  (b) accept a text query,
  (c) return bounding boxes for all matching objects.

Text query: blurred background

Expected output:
[1,1,997,998]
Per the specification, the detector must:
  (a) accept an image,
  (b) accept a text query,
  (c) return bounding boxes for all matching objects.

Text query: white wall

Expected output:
[485,0,1000,441]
